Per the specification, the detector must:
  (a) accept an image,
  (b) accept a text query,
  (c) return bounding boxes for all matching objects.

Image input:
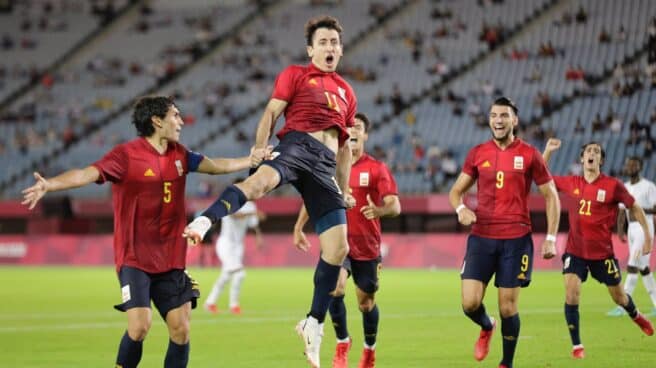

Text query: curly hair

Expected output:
[131,96,175,137]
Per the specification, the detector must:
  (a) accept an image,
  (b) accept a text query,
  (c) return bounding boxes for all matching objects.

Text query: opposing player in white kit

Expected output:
[204,187,264,315]
[608,156,656,317]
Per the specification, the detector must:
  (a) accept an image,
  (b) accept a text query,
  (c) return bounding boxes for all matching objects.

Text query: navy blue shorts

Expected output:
[262,131,345,223]
[562,253,622,286]
[460,233,534,288]
[114,266,200,320]
[343,256,381,294]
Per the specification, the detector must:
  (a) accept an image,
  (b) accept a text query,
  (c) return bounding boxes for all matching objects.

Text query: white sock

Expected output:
[205,269,231,305]
[337,337,350,343]
[229,269,246,308]
[364,343,376,350]
[624,272,639,295]
[641,272,656,307]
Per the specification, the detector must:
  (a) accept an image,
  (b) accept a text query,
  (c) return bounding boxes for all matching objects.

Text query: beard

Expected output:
[490,127,512,143]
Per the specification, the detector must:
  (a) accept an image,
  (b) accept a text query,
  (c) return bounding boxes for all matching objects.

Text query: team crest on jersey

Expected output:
[359,172,370,186]
[596,189,606,202]
[513,156,524,170]
[175,160,183,176]
[338,87,346,101]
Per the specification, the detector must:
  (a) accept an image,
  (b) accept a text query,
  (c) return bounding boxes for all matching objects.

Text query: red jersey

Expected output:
[272,63,357,146]
[554,174,635,260]
[92,138,202,273]
[462,139,552,238]
[347,154,398,260]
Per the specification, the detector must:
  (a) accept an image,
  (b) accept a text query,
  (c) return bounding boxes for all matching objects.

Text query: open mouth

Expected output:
[326,55,334,65]
[587,158,594,164]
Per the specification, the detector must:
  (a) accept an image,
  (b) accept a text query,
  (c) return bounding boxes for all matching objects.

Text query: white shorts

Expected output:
[216,240,244,272]
[627,221,655,269]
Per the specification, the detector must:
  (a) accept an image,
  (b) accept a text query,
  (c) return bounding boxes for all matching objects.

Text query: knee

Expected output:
[640,267,651,276]
[462,299,481,313]
[565,290,580,305]
[169,320,191,344]
[128,320,151,341]
[358,299,375,313]
[627,265,639,274]
[499,304,517,318]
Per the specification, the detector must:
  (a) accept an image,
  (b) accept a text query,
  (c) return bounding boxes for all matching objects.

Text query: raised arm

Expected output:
[537,180,561,259]
[542,138,561,164]
[449,172,477,226]
[21,167,100,210]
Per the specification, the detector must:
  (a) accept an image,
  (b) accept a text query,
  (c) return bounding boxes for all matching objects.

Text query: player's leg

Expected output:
[460,235,497,362]
[495,234,534,368]
[114,266,153,368]
[201,165,280,223]
[329,267,351,368]
[229,268,246,314]
[639,265,656,315]
[152,270,200,368]
[351,258,381,368]
[164,302,192,368]
[633,224,656,314]
[562,253,589,358]
[609,226,644,316]
[204,241,232,313]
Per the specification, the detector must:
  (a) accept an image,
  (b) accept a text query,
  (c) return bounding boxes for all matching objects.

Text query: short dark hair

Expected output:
[131,96,175,137]
[580,141,606,163]
[354,112,371,132]
[492,97,518,115]
[305,15,343,46]
[626,155,643,169]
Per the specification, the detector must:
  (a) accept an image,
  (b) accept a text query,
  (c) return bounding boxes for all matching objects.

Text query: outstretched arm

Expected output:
[21,167,100,210]
[542,138,561,164]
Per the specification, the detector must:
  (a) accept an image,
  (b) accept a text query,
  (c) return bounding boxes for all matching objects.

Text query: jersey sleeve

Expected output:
[271,66,297,102]
[92,145,128,184]
[461,147,478,179]
[376,162,398,198]
[614,180,636,208]
[530,148,553,186]
[552,175,569,192]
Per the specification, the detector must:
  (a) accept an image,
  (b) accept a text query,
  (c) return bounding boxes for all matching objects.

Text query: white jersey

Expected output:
[218,201,259,245]
[624,178,656,232]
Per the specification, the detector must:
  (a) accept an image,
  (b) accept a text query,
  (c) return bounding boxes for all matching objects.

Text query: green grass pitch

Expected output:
[1,266,654,367]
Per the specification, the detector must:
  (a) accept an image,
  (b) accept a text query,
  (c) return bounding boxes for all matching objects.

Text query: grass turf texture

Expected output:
[1,267,654,367]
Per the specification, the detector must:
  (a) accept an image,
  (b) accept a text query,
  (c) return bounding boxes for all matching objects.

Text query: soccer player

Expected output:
[293,112,401,368]
[543,139,654,359]
[204,179,265,315]
[449,97,561,368]
[21,96,264,368]
[607,156,656,317]
[182,15,357,368]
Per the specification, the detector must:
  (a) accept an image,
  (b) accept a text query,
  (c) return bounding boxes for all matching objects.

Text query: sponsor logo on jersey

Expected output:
[481,160,491,168]
[144,168,155,177]
[513,156,524,170]
[221,200,231,212]
[175,160,183,176]
[596,189,606,202]
[517,272,526,280]
[359,172,370,186]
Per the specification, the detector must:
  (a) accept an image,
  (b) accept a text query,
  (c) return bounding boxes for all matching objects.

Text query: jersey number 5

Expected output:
[324,92,341,112]
[163,182,172,203]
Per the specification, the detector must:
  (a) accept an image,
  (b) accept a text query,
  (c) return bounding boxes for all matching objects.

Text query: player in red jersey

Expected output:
[449,97,561,368]
[543,138,654,359]
[183,15,357,367]
[21,96,263,368]
[293,112,400,368]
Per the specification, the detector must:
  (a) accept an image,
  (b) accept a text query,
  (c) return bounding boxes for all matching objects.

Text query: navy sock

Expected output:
[463,304,493,330]
[329,295,349,340]
[201,185,247,223]
[164,340,189,368]
[308,258,341,324]
[500,314,520,368]
[116,331,143,368]
[362,304,379,346]
[622,294,639,318]
[564,303,581,346]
